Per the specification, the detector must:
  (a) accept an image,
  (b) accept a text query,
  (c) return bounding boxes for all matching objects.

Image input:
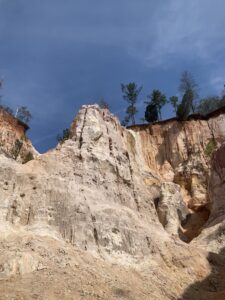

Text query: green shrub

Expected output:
[11,139,23,159]
[22,151,34,164]
[57,128,70,144]
[205,139,217,157]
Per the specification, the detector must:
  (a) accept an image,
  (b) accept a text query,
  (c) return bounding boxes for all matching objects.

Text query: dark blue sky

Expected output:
[0,0,225,152]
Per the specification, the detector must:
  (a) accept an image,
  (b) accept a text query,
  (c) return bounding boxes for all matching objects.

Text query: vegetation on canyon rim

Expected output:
[90,71,225,126]
[1,71,225,139]
[121,71,225,125]
[0,80,32,125]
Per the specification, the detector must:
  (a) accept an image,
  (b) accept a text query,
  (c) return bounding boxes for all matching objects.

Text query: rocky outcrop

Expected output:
[0,108,37,162]
[0,106,173,261]
[209,143,225,225]
[129,112,225,244]
[194,144,225,254]
[1,104,225,299]
[156,182,188,238]
[129,113,225,210]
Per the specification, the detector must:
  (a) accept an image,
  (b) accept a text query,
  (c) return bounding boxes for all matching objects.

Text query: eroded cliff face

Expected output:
[129,113,225,207]
[0,105,225,299]
[129,112,225,241]
[194,143,225,254]
[0,106,186,261]
[0,108,37,162]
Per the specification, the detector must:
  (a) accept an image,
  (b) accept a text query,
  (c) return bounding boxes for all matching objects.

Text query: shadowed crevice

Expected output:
[179,247,225,300]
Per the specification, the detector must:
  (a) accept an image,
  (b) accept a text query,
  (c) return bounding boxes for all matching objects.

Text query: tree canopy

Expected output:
[169,96,179,114]
[145,103,158,123]
[146,89,167,121]
[197,96,225,115]
[179,71,199,113]
[16,106,32,124]
[121,82,142,125]
[98,98,110,109]
[176,89,194,120]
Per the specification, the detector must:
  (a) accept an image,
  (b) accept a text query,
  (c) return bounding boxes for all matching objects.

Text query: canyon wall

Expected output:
[194,143,225,254]
[129,110,225,241]
[0,105,225,299]
[129,110,225,208]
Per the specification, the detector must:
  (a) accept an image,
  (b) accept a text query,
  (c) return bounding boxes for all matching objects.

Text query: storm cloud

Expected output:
[0,0,224,151]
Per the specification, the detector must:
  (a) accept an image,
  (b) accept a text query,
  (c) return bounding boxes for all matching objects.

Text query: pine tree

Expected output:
[121,82,142,125]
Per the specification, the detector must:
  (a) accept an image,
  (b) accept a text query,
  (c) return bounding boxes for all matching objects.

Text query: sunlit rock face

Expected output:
[1,104,225,299]
[0,105,171,262]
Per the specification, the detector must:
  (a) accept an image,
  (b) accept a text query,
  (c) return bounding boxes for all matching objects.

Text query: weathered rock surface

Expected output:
[0,108,38,162]
[156,182,188,237]
[129,111,225,212]
[194,143,225,254]
[0,106,183,262]
[129,111,225,244]
[0,104,225,299]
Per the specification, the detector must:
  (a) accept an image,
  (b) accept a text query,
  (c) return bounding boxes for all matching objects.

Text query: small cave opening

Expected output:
[153,194,211,244]
[179,205,211,243]
[153,197,160,210]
